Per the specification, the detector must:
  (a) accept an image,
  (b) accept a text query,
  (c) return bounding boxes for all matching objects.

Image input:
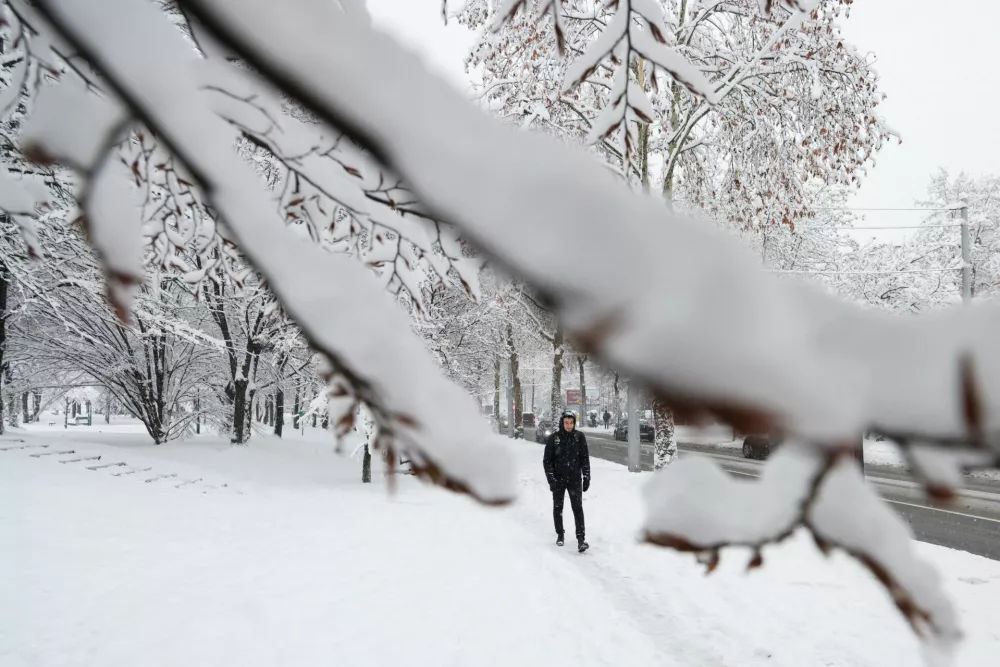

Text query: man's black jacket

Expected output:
[543,426,590,489]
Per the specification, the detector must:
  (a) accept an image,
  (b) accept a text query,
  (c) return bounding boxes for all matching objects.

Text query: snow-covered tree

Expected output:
[463,0,894,227]
[915,170,999,302]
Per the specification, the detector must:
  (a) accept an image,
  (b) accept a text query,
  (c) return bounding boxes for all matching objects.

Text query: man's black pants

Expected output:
[552,484,585,540]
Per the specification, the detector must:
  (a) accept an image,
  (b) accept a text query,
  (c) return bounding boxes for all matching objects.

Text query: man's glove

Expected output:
[582,476,590,492]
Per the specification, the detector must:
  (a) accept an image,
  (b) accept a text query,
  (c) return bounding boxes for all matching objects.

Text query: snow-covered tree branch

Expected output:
[0,0,997,661]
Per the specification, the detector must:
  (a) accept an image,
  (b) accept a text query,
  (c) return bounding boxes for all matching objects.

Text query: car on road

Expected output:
[521,412,536,428]
[534,420,554,443]
[613,420,654,442]
[742,434,781,460]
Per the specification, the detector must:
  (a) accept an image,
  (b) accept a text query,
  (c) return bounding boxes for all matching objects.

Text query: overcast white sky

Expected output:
[367,0,1000,243]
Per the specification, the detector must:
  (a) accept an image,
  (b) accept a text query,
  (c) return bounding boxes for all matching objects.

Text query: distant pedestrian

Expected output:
[602,410,611,429]
[543,411,591,552]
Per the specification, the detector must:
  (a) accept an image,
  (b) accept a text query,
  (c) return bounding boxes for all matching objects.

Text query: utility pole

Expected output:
[961,204,971,302]
[627,382,640,472]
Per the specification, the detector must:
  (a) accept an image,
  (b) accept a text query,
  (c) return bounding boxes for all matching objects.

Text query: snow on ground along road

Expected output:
[2,426,1000,667]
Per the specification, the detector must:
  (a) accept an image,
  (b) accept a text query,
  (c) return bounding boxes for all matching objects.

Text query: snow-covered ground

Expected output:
[3,424,1000,666]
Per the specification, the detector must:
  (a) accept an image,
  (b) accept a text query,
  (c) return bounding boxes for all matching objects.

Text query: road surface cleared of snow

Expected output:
[2,424,1000,666]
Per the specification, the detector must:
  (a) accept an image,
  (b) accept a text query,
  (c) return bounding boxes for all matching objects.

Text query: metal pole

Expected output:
[961,205,971,302]
[507,361,515,437]
[627,382,640,472]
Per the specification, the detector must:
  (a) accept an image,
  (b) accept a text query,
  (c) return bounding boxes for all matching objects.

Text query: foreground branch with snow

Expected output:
[0,0,997,662]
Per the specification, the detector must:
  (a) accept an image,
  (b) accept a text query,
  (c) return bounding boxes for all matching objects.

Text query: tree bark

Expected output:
[506,323,522,428]
[232,381,249,443]
[32,390,42,422]
[274,387,285,437]
[292,383,300,430]
[493,358,501,432]
[549,323,564,417]
[613,371,621,423]
[104,390,111,424]
[0,258,7,436]
[195,394,201,435]
[362,443,372,483]
[64,397,69,429]
[21,392,29,424]
[652,400,677,470]
[577,354,587,424]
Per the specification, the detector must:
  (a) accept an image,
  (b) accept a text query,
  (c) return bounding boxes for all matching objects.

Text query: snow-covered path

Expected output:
[2,428,1000,666]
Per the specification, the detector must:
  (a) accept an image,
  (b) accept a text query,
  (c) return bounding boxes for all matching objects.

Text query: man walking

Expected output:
[543,411,591,552]
[602,410,611,430]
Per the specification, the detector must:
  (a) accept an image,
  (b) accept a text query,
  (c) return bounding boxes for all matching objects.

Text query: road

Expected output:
[527,427,1000,561]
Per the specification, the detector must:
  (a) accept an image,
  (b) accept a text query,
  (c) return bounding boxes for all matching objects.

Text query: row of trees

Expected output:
[0,218,328,443]
[0,1,987,463]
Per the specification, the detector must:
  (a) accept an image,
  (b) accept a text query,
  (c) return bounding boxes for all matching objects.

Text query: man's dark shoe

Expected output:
[578,540,589,553]
[556,534,565,547]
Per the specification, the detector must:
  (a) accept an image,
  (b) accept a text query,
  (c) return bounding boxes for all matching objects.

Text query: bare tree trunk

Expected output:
[195,394,201,434]
[577,354,587,424]
[362,444,372,483]
[64,397,69,429]
[652,400,677,469]
[506,323,523,428]
[638,53,679,465]
[32,390,41,422]
[549,323,564,416]
[292,383,300,430]
[273,353,289,437]
[493,358,501,432]
[274,387,285,437]
[104,390,111,424]
[230,379,250,444]
[613,371,621,423]
[322,410,329,429]
[0,258,7,436]
[21,392,29,424]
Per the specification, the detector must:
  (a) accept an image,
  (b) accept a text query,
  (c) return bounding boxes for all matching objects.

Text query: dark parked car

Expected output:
[522,412,536,428]
[534,420,555,444]
[614,420,654,442]
[742,435,782,460]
